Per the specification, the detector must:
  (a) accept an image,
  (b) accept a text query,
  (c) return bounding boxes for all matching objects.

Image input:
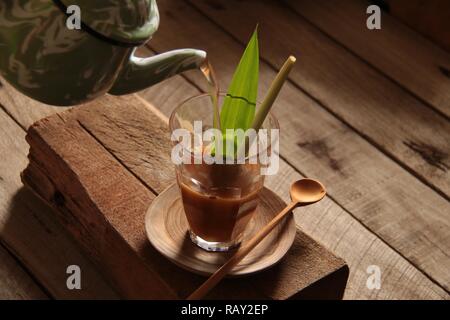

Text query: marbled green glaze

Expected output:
[0,0,206,106]
[61,0,159,45]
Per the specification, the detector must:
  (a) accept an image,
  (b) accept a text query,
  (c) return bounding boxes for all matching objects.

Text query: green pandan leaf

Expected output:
[220,27,259,132]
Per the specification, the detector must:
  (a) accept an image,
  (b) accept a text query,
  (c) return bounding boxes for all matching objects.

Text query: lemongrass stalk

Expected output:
[251,56,296,131]
[237,56,296,160]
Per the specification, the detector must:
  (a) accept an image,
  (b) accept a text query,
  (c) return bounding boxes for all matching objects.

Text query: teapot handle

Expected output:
[109,48,206,96]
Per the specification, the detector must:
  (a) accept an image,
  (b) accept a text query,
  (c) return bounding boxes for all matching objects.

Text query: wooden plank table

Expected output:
[0,0,449,299]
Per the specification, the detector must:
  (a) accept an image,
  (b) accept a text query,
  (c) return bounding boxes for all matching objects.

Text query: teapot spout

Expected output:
[109,48,206,95]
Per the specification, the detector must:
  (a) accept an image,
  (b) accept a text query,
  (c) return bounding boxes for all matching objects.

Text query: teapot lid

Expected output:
[60,0,159,45]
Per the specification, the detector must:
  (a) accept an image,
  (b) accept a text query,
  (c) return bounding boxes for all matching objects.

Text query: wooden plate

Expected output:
[145,183,296,277]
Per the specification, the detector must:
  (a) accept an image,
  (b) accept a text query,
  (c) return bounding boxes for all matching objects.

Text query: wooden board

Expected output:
[285,0,450,118]
[148,0,450,293]
[21,95,349,299]
[1,73,448,299]
[0,23,448,300]
[190,0,450,197]
[0,243,47,299]
[141,73,450,300]
[0,80,119,299]
[384,0,450,52]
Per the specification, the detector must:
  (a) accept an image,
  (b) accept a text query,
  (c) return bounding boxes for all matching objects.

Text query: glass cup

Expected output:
[169,93,279,252]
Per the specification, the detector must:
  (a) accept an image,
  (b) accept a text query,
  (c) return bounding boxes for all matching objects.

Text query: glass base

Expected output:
[189,230,240,252]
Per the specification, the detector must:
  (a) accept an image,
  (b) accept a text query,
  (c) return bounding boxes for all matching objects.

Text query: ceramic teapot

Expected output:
[0,0,206,106]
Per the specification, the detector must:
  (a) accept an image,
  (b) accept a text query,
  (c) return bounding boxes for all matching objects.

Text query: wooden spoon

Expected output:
[187,178,326,300]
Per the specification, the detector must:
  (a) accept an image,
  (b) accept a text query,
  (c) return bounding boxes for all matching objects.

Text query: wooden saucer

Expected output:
[145,183,296,277]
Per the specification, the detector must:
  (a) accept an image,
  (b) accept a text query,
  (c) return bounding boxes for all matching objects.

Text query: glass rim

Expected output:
[169,92,280,130]
[169,92,280,162]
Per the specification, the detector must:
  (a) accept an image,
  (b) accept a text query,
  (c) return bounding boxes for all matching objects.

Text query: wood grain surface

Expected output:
[384,0,450,52]
[142,74,449,299]
[0,244,47,299]
[1,74,448,300]
[148,0,450,293]
[285,0,450,118]
[189,0,450,197]
[0,0,448,299]
[0,84,119,299]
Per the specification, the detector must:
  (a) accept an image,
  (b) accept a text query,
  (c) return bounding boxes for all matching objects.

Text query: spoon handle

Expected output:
[187,201,298,300]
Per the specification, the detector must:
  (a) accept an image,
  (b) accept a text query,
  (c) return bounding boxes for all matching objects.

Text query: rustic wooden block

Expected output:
[21,94,348,299]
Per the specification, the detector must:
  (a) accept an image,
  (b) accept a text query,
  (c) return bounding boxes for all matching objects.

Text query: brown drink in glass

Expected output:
[170,94,278,252]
